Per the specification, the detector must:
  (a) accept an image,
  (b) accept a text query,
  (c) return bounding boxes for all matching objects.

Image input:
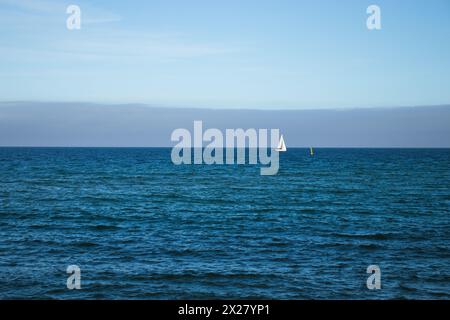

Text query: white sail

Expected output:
[275,135,287,152]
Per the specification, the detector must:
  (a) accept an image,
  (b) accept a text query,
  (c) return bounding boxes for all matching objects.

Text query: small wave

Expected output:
[358,243,382,250]
[331,232,396,240]
[74,241,100,247]
[399,283,419,292]
[89,224,120,231]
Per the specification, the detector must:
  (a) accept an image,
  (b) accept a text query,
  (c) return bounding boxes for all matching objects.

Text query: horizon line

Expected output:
[1,146,449,149]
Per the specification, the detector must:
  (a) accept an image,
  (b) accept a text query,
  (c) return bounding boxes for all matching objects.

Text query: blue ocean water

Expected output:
[0,147,449,299]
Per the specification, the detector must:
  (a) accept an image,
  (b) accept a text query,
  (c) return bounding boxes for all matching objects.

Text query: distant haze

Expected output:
[0,102,449,147]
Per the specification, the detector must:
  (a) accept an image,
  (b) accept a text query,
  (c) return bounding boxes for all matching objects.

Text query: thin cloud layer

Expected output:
[0,102,449,147]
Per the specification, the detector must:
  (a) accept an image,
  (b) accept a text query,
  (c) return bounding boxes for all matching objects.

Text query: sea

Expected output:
[0,147,449,299]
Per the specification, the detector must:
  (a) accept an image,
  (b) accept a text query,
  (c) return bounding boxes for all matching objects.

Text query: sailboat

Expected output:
[275,135,287,152]
[310,147,314,156]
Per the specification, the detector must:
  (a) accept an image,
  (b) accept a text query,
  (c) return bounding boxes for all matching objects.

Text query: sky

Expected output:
[0,0,449,109]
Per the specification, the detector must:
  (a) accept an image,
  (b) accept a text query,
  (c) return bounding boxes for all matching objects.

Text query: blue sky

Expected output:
[0,0,449,109]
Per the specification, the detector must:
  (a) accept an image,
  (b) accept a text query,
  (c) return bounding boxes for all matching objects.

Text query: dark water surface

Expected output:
[0,148,449,299]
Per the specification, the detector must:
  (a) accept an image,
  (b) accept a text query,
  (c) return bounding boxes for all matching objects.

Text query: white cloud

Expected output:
[0,0,237,60]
